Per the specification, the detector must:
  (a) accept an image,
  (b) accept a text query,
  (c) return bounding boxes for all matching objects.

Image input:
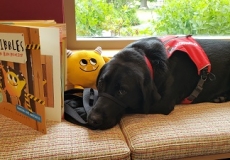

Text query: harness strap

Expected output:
[181,72,206,104]
[99,93,127,109]
[181,67,216,104]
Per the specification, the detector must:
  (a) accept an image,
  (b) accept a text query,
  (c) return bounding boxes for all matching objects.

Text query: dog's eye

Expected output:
[118,89,126,96]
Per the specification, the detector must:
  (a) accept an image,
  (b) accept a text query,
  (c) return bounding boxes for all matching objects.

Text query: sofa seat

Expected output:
[0,115,130,160]
[120,102,230,160]
[1,102,230,160]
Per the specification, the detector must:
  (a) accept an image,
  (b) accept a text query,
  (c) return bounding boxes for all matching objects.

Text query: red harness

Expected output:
[145,35,211,104]
[161,35,211,74]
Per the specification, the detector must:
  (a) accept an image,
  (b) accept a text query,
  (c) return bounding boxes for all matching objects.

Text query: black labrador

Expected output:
[87,36,230,130]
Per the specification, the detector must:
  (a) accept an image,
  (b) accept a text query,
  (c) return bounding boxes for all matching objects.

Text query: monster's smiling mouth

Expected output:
[9,81,18,86]
[80,65,99,72]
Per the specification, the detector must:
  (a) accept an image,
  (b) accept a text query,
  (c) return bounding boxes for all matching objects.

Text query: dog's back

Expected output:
[193,39,230,103]
[122,37,230,114]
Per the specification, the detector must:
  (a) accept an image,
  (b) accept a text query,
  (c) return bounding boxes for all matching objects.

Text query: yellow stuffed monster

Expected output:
[67,46,110,89]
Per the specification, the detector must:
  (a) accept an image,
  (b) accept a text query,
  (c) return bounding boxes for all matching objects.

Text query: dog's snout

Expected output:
[88,114,102,127]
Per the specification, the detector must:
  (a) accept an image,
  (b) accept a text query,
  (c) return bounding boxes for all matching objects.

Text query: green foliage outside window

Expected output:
[76,0,230,36]
[75,0,139,36]
[154,0,230,35]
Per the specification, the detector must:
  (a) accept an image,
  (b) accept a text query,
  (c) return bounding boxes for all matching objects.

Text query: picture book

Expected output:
[0,21,66,133]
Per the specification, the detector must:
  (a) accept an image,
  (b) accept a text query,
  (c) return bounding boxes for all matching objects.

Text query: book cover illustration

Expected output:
[0,60,45,122]
[0,25,47,133]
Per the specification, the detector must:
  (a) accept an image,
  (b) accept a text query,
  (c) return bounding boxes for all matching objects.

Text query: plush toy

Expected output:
[67,46,110,89]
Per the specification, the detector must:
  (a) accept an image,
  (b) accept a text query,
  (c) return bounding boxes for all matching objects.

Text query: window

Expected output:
[64,0,134,50]
[64,0,230,50]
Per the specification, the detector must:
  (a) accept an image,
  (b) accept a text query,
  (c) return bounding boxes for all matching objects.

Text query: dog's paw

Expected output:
[213,96,228,103]
[151,105,174,115]
[161,108,174,115]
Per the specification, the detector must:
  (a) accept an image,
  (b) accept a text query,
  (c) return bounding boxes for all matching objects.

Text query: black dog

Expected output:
[87,36,230,130]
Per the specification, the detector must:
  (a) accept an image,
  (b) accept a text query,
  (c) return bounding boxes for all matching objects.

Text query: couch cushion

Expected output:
[120,102,230,160]
[0,115,130,160]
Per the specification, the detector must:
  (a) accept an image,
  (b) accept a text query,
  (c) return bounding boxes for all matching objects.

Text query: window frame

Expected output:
[64,0,230,50]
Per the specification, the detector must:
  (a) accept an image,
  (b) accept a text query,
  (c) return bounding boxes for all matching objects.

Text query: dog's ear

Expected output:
[129,38,169,78]
[140,78,161,114]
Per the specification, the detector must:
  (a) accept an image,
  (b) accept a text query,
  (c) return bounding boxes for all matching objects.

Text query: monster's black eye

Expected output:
[80,59,87,66]
[14,77,18,83]
[9,74,12,80]
[90,58,97,65]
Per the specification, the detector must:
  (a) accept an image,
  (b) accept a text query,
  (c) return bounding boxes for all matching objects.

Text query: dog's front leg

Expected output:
[150,75,177,115]
[150,95,176,115]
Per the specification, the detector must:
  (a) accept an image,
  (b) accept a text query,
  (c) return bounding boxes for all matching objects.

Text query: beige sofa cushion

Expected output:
[0,115,130,160]
[120,102,230,160]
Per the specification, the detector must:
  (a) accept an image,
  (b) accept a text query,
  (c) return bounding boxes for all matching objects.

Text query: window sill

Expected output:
[70,49,119,58]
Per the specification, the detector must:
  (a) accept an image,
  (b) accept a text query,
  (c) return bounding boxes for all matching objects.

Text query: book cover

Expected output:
[0,21,66,133]
[0,24,47,133]
[0,22,67,121]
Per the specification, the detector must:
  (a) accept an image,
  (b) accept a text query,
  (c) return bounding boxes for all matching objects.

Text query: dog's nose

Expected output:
[88,115,102,127]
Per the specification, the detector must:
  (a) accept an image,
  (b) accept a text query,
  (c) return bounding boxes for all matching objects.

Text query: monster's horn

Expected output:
[67,50,73,58]
[94,46,102,55]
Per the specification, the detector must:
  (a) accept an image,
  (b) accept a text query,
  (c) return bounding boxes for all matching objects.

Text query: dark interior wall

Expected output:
[0,0,64,23]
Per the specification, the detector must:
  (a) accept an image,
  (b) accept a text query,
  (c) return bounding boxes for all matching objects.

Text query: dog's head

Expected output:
[87,48,162,130]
